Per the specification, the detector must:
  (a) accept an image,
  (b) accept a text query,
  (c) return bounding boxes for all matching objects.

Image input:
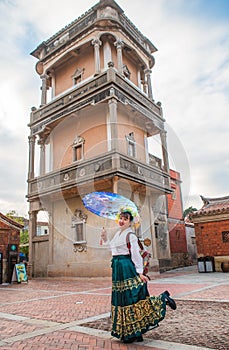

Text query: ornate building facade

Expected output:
[27,0,173,277]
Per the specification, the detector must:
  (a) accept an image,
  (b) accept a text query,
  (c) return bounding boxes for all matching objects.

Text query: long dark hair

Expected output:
[119,211,133,222]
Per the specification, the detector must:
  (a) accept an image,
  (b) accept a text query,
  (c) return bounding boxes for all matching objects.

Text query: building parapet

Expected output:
[29,69,163,136]
[27,152,171,200]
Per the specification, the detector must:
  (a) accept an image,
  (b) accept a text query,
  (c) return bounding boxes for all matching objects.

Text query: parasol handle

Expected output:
[100,227,107,245]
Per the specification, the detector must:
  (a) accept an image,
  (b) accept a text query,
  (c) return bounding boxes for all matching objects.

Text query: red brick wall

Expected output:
[0,222,20,258]
[168,222,187,253]
[194,220,229,256]
[167,170,183,219]
[167,170,187,254]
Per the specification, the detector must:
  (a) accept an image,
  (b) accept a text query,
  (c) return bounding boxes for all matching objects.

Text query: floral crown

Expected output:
[115,206,141,226]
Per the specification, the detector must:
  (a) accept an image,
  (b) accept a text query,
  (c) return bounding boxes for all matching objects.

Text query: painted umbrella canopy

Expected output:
[82,191,139,222]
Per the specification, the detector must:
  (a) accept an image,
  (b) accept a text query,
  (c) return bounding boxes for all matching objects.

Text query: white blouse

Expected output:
[106,227,143,274]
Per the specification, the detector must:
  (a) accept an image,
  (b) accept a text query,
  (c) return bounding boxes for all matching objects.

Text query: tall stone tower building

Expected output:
[27,0,172,277]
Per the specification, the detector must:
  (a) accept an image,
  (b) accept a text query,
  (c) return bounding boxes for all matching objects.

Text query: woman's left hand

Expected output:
[139,274,149,283]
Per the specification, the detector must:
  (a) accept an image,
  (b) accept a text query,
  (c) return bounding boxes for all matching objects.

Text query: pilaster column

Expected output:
[160,130,169,173]
[38,137,46,175]
[28,135,36,180]
[114,39,124,74]
[144,68,153,100]
[108,89,118,151]
[113,175,119,194]
[92,38,102,75]
[40,74,49,106]
[142,79,148,94]
[28,210,37,277]
[47,210,53,265]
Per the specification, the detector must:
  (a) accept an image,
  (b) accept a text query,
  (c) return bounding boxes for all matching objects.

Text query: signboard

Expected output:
[12,263,28,283]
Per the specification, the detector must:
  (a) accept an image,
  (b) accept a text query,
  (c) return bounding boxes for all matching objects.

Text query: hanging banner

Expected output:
[12,263,28,283]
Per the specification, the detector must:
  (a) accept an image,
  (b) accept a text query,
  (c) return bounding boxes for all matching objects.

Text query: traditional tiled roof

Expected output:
[0,212,24,230]
[191,195,229,218]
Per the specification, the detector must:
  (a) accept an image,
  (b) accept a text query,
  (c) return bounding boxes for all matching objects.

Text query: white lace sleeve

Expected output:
[129,234,143,274]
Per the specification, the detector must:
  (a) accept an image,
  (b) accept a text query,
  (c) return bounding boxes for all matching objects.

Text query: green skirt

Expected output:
[111,255,166,342]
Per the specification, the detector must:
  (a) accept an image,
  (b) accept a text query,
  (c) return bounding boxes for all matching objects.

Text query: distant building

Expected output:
[0,212,23,283]
[185,218,197,262]
[158,169,196,270]
[191,195,229,271]
[36,222,49,236]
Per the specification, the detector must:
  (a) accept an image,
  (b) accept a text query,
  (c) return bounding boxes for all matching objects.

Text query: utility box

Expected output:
[197,257,206,272]
[205,256,215,272]
[198,256,215,273]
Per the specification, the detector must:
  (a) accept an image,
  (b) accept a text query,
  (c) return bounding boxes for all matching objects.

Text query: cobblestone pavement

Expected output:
[0,266,228,350]
[82,300,228,350]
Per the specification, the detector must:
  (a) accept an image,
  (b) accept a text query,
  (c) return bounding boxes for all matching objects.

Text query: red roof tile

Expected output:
[191,195,229,218]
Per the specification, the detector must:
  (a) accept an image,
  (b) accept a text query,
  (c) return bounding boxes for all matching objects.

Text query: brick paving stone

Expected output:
[81,300,229,350]
[0,268,228,350]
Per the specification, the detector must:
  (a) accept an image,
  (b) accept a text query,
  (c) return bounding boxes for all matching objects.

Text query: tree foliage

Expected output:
[6,210,29,257]
[183,206,198,219]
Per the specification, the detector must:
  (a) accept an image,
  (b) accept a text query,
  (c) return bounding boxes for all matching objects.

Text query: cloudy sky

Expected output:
[0,0,228,217]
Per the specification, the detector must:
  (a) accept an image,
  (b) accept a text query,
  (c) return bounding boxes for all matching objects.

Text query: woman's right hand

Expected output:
[100,227,107,243]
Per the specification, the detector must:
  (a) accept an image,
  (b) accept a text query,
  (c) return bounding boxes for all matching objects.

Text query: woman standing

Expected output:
[101,209,176,343]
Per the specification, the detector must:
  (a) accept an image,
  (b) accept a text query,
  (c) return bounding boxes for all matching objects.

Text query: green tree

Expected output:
[6,210,29,257]
[6,210,24,225]
[183,206,198,219]
[20,229,29,257]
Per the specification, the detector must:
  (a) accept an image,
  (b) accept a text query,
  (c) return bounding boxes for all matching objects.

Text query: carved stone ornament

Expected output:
[63,173,70,181]
[71,67,85,80]
[72,136,85,146]
[73,242,87,253]
[72,209,88,223]
[79,168,86,177]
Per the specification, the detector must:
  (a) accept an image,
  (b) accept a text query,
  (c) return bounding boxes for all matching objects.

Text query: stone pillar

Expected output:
[113,175,119,194]
[92,38,102,75]
[114,39,124,74]
[48,211,53,265]
[160,130,169,174]
[40,74,49,106]
[28,135,36,180]
[149,197,158,261]
[108,88,118,151]
[142,79,148,94]
[38,137,46,175]
[28,210,37,278]
[144,68,153,100]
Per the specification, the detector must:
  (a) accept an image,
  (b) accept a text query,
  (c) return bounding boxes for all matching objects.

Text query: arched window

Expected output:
[126,132,136,157]
[72,136,85,162]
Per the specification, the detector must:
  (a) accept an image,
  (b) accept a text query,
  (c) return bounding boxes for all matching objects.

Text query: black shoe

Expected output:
[162,290,177,310]
[123,338,135,343]
[136,335,143,342]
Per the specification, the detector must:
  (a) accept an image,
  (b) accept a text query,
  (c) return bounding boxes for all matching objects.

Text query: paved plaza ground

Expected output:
[0,266,228,350]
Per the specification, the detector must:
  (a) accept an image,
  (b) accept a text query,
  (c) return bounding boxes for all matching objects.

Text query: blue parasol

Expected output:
[82,191,140,223]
